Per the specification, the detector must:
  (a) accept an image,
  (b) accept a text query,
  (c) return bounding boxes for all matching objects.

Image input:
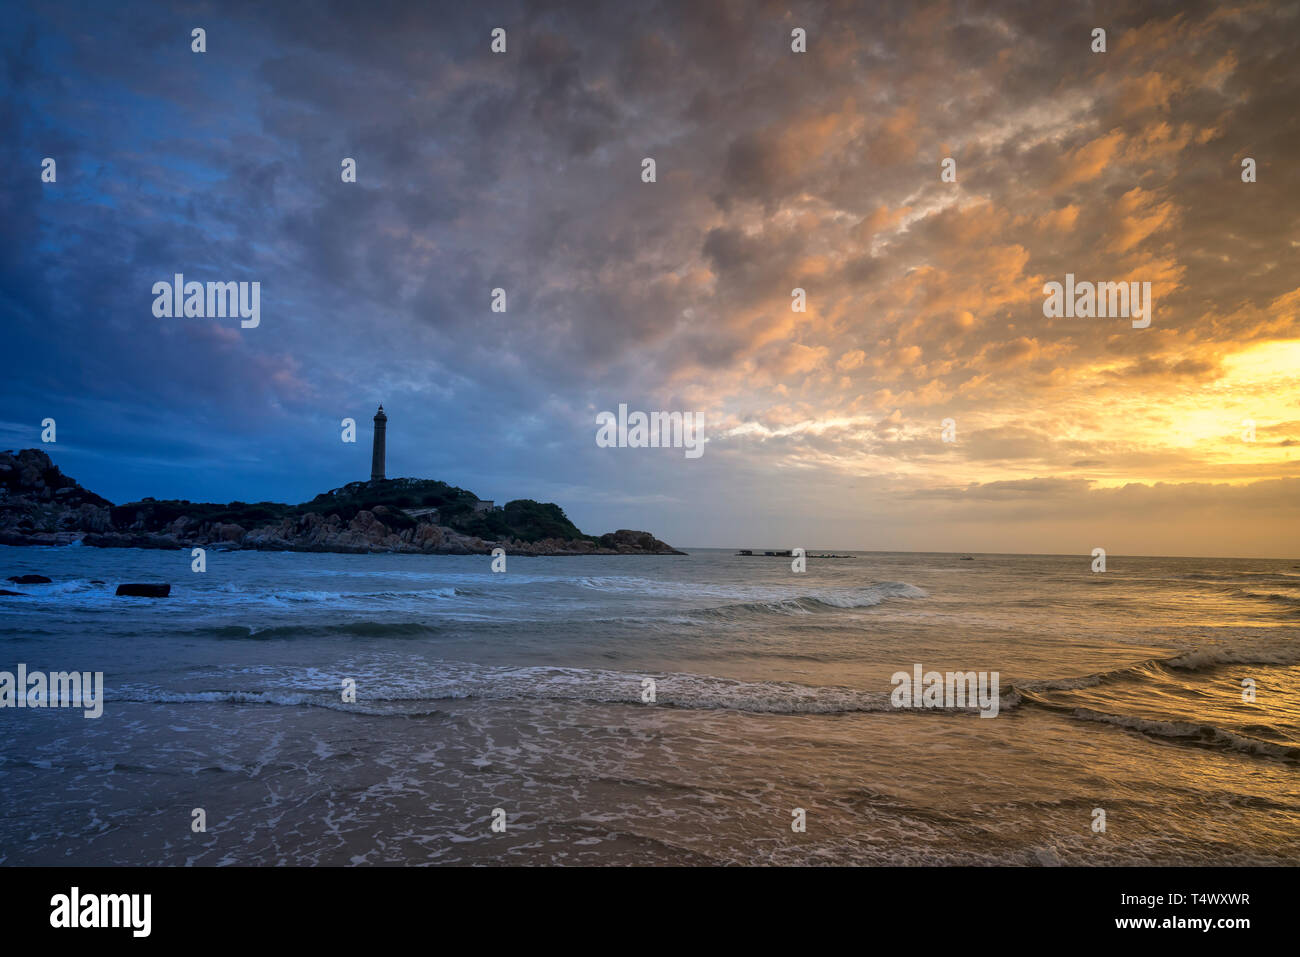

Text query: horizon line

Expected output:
[679,546,1300,561]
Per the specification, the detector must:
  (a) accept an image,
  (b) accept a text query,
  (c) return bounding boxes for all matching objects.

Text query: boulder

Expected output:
[7,574,51,584]
[414,523,443,549]
[115,583,171,597]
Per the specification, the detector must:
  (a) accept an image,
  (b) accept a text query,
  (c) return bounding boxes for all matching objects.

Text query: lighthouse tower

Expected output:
[370,404,387,482]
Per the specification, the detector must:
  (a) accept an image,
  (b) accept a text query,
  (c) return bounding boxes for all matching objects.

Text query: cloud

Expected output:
[1,0,1297,554]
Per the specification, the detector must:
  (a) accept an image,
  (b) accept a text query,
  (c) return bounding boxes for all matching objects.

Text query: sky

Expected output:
[2,0,1298,556]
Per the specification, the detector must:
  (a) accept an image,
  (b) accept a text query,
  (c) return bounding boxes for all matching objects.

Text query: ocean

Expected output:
[1,544,1297,865]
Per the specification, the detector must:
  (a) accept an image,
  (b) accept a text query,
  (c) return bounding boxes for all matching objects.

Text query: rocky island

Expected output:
[0,449,684,557]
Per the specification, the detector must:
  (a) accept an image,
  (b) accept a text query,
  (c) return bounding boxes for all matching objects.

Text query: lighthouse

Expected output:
[370,405,387,482]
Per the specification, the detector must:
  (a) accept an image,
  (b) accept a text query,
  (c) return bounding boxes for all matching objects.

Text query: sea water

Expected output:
[1,545,1297,865]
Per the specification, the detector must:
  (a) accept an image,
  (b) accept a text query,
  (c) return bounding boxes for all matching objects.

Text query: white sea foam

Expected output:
[112,665,920,715]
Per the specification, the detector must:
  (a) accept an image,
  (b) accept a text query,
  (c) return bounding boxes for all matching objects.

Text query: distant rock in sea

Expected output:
[115,583,171,597]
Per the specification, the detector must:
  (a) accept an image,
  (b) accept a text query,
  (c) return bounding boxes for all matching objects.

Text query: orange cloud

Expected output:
[1055,129,1125,187]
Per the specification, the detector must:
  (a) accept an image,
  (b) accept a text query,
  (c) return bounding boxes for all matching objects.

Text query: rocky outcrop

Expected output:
[0,449,114,546]
[70,511,680,556]
[596,529,680,553]
[0,449,686,556]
